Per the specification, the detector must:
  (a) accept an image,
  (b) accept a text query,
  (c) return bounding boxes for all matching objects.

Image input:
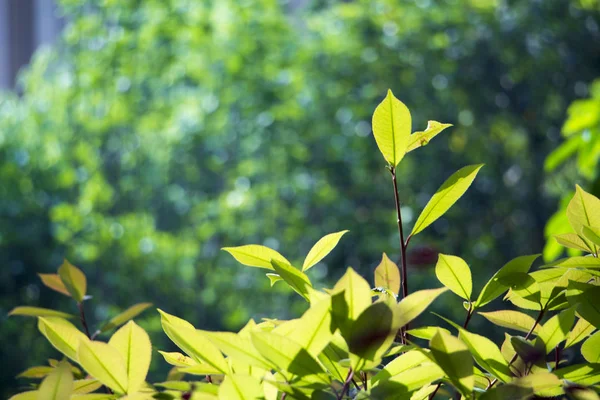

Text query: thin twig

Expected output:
[78,302,91,338]
[338,369,355,400]
[554,346,561,370]
[463,303,474,329]
[429,382,442,399]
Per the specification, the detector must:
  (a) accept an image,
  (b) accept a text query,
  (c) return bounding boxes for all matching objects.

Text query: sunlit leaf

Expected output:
[158,351,197,367]
[371,350,430,386]
[38,317,89,361]
[72,379,103,394]
[370,364,444,399]
[474,254,539,308]
[582,331,600,363]
[331,268,372,334]
[478,310,541,334]
[567,185,600,252]
[38,274,71,297]
[510,336,545,364]
[583,225,600,247]
[17,366,54,379]
[371,89,411,166]
[536,309,575,353]
[38,361,73,400]
[411,164,483,236]
[565,317,596,348]
[406,121,452,153]
[406,326,450,341]
[542,256,600,269]
[287,297,335,357]
[77,340,128,394]
[222,245,290,270]
[201,331,272,370]
[480,372,562,400]
[394,287,448,329]
[554,233,593,253]
[271,260,312,300]
[7,391,38,400]
[435,254,472,300]
[429,330,474,396]
[108,321,151,394]
[555,364,600,386]
[57,259,87,303]
[266,273,282,287]
[8,306,75,319]
[374,253,401,296]
[302,230,348,272]
[100,303,152,333]
[573,285,600,328]
[218,375,263,400]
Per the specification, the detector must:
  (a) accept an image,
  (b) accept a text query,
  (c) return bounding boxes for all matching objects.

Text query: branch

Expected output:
[338,369,355,399]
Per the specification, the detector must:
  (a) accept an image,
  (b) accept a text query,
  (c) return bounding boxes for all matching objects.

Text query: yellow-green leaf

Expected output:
[218,375,263,400]
[406,121,452,153]
[371,350,430,386]
[8,306,74,319]
[100,303,152,333]
[108,321,151,394]
[581,331,600,363]
[17,366,54,379]
[38,361,73,400]
[474,254,539,308]
[8,392,37,400]
[201,331,273,370]
[73,379,103,394]
[38,274,71,297]
[567,185,600,253]
[222,245,289,270]
[77,341,128,394]
[57,260,87,303]
[543,256,600,269]
[435,254,472,300]
[394,287,448,329]
[265,273,282,287]
[478,310,541,335]
[554,233,593,253]
[302,230,349,272]
[536,309,575,353]
[287,297,335,357]
[331,268,373,335]
[411,164,483,236]
[372,89,411,166]
[565,317,596,348]
[374,253,401,296]
[160,318,228,374]
[270,260,312,300]
[158,351,197,367]
[583,225,600,247]
[406,326,450,341]
[38,317,89,361]
[429,330,474,397]
[370,364,444,399]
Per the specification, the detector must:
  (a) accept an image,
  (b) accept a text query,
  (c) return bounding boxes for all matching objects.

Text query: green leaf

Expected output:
[480,372,562,400]
[108,321,151,394]
[38,361,73,400]
[574,285,600,328]
[435,254,472,300]
[536,309,575,354]
[160,313,229,374]
[57,259,87,303]
[302,230,348,272]
[17,366,55,379]
[567,185,600,252]
[72,379,103,394]
[158,351,197,367]
[218,375,263,400]
[554,233,593,253]
[394,287,448,329]
[583,225,600,247]
[200,331,273,370]
[270,260,312,300]
[371,350,430,386]
[250,331,328,382]
[287,298,335,357]
[406,121,452,153]
[478,310,541,334]
[555,364,600,386]
[542,256,600,269]
[581,331,600,363]
[38,317,89,361]
[371,89,411,166]
[406,326,450,341]
[429,330,474,396]
[502,273,542,306]
[7,391,38,400]
[331,268,372,334]
[100,303,152,333]
[565,317,596,348]
[38,274,71,297]
[8,306,75,319]
[222,245,290,270]
[411,164,483,236]
[510,337,545,364]
[266,273,282,287]
[474,254,539,308]
[77,340,128,394]
[370,364,445,399]
[374,253,401,296]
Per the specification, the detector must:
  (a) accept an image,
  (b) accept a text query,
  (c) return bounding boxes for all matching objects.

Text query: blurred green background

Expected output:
[1,0,600,397]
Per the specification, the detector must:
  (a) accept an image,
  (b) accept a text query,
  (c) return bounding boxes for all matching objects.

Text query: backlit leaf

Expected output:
[8,306,75,319]
[581,331,600,363]
[374,253,401,296]
[222,245,290,270]
[406,326,450,341]
[370,364,444,399]
[371,89,411,166]
[287,298,335,357]
[478,310,541,335]
[371,350,430,386]
[542,256,600,269]
[475,254,539,308]
[435,254,472,300]
[108,321,151,394]
[201,331,273,370]
[406,121,452,153]
[567,185,600,252]
[554,233,593,253]
[394,287,448,329]
[574,285,600,328]
[77,341,128,394]
[38,361,73,400]
[17,366,54,379]
[565,317,596,348]
[158,351,197,367]
[100,303,152,333]
[555,364,600,386]
[271,260,312,300]
[57,259,87,303]
[537,309,575,353]
[429,330,474,396]
[38,274,71,297]
[583,225,600,247]
[38,317,89,361]
[218,375,263,400]
[331,268,372,334]
[302,230,348,272]
[72,379,103,394]
[411,164,483,236]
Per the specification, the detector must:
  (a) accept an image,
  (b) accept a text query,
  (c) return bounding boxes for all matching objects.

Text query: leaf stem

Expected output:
[78,302,91,339]
[463,303,474,329]
[338,368,355,399]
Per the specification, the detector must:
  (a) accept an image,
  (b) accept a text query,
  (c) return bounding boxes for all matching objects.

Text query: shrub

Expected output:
[8,91,600,399]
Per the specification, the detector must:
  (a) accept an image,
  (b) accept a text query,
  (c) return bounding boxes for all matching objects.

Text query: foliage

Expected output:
[8,93,600,399]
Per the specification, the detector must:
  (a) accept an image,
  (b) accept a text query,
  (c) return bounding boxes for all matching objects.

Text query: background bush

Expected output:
[1,0,600,397]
